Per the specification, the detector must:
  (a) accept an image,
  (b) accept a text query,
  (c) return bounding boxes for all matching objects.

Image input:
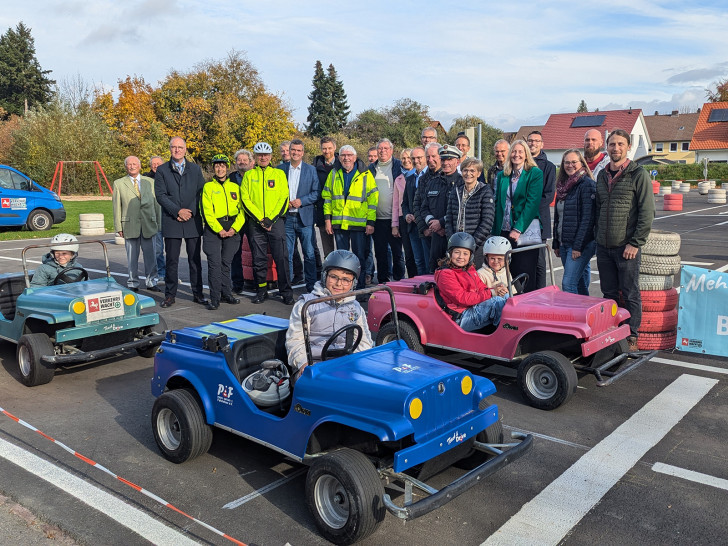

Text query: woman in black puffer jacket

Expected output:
[552,149,596,295]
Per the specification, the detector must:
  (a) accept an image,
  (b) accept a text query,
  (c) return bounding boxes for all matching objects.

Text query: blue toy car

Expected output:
[0,165,65,230]
[150,287,532,545]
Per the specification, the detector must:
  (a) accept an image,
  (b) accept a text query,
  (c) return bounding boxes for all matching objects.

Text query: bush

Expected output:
[646,162,728,182]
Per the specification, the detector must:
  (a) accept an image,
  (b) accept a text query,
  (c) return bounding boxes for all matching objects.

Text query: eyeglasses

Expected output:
[328,273,355,285]
[461,168,478,174]
[564,161,581,166]
[526,139,542,144]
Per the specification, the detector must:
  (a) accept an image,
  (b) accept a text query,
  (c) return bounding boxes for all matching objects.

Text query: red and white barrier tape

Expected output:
[0,405,246,546]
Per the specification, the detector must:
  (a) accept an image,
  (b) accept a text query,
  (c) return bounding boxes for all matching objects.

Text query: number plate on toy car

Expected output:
[84,291,124,322]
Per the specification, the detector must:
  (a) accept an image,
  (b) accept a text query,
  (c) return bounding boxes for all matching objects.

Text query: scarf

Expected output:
[556,169,585,201]
[604,159,631,190]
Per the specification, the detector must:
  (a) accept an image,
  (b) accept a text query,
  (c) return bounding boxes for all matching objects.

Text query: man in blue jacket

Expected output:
[282,139,320,292]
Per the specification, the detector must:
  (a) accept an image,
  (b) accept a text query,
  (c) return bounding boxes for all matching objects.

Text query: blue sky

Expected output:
[4,1,727,133]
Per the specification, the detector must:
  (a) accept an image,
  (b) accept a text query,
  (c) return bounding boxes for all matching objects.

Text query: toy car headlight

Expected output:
[124,294,136,306]
[72,301,85,314]
[409,398,422,420]
[611,303,618,317]
[461,375,472,395]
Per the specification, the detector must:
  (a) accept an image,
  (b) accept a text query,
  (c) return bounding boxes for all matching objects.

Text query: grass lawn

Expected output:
[0,201,114,242]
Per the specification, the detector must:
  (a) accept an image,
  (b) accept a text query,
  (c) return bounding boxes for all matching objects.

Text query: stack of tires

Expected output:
[663,193,683,211]
[658,185,672,196]
[707,188,726,204]
[79,213,106,237]
[679,182,691,193]
[638,230,681,350]
[697,181,711,195]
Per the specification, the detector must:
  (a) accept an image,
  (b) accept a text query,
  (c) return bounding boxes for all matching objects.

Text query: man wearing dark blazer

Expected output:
[113,156,161,292]
[154,137,208,308]
[282,139,320,292]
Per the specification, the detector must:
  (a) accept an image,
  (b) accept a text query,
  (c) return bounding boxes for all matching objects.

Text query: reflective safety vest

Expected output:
[241,165,289,224]
[201,178,245,233]
[322,168,378,231]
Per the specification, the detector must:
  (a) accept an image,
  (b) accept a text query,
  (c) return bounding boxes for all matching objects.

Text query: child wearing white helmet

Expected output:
[30,233,84,286]
[477,236,516,296]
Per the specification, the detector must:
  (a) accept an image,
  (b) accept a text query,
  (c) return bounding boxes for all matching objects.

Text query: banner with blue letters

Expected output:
[676,265,728,357]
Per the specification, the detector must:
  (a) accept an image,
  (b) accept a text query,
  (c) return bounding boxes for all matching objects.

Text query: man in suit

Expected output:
[154,136,208,308]
[113,156,162,292]
[281,139,320,292]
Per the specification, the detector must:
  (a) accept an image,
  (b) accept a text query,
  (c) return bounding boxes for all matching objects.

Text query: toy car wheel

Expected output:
[375,321,424,353]
[517,351,578,410]
[151,389,212,463]
[26,209,53,231]
[136,315,167,358]
[305,448,385,544]
[455,419,504,470]
[17,333,55,387]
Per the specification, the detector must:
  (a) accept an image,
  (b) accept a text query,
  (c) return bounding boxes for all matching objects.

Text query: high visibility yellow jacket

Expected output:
[201,177,245,233]
[322,168,378,231]
[241,165,289,226]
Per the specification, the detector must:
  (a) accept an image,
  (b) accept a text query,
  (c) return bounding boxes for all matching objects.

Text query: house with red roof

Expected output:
[690,102,728,162]
[643,110,699,164]
[540,109,650,165]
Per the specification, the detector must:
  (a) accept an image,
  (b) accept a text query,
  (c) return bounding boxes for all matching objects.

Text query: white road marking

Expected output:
[652,462,728,491]
[680,261,714,266]
[717,263,728,272]
[483,374,717,546]
[0,437,198,545]
[651,356,728,375]
[654,204,728,220]
[222,468,307,509]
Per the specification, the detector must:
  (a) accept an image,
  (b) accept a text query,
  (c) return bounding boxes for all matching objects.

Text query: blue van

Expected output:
[0,165,65,230]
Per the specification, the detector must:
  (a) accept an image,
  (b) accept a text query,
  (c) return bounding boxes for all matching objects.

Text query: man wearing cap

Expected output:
[154,137,207,308]
[201,154,245,310]
[416,144,462,271]
[113,156,161,293]
[241,142,294,305]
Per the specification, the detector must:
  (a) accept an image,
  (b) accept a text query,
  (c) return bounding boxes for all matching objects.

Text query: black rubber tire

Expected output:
[26,209,53,231]
[151,389,212,463]
[375,320,424,353]
[517,351,578,410]
[455,419,504,470]
[305,448,385,545]
[17,333,55,387]
[136,315,167,358]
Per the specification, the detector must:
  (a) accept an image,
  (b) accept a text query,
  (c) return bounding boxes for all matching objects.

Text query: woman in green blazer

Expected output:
[493,140,543,292]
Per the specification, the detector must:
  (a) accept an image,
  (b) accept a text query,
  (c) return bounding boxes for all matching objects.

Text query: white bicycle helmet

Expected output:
[50,233,79,254]
[253,142,273,154]
[483,236,511,256]
[242,359,291,408]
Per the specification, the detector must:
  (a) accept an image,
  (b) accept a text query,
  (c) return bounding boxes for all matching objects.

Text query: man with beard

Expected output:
[584,129,610,179]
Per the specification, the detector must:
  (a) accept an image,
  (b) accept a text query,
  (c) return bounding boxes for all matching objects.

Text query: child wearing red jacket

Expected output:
[434,232,507,332]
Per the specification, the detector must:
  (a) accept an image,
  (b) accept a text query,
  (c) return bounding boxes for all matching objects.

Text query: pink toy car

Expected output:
[367,246,654,410]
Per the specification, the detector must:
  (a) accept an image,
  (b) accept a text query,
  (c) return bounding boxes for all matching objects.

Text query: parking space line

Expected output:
[222,468,307,509]
[652,462,728,491]
[482,374,717,546]
[0,437,199,546]
[651,357,728,375]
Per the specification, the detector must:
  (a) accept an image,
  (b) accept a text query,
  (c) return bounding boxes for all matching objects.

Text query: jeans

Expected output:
[285,214,316,291]
[559,240,596,295]
[458,296,508,332]
[596,244,642,337]
[334,229,369,290]
[373,218,405,283]
[406,223,428,275]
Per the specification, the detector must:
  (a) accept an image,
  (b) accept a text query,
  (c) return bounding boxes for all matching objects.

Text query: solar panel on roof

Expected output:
[571,115,606,128]
[707,108,728,122]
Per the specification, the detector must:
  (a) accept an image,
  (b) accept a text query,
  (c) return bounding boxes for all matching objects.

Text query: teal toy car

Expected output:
[1,240,166,386]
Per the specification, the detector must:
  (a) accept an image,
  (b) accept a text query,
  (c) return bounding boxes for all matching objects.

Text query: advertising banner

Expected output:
[676,265,728,357]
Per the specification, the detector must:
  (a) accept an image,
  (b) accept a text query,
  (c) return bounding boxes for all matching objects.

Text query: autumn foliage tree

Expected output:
[706,79,728,103]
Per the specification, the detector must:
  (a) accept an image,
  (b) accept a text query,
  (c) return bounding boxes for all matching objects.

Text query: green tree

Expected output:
[306,61,334,137]
[706,79,728,102]
[577,100,588,113]
[0,22,55,118]
[347,98,430,149]
[327,64,349,130]
[446,115,503,166]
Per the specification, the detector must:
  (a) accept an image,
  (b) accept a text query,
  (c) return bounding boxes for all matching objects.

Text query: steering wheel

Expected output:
[53,266,89,285]
[320,323,363,361]
[511,272,529,293]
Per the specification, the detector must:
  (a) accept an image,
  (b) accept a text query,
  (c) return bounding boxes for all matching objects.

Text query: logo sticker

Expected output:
[347,310,359,322]
[294,403,311,416]
[268,179,275,188]
[446,430,467,445]
[230,192,237,200]
[393,363,420,373]
[217,384,234,406]
[502,322,518,330]
[1,197,27,209]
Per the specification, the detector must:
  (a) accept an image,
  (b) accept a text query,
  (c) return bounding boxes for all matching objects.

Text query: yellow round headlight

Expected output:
[461,375,472,395]
[124,294,136,306]
[72,301,85,314]
[611,303,618,317]
[409,398,422,420]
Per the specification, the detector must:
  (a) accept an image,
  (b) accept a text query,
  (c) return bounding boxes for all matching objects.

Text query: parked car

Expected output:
[0,165,65,230]
[367,245,655,410]
[150,286,532,545]
[2,240,166,386]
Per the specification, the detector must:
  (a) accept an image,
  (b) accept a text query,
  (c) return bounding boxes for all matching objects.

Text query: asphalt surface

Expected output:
[0,189,726,545]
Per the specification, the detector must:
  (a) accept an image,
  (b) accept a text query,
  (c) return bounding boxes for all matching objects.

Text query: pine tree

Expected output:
[577,100,588,113]
[0,22,55,117]
[327,64,349,130]
[306,60,334,137]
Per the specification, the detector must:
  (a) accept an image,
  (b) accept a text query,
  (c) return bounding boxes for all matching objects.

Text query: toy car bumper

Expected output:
[382,431,533,520]
[41,333,166,364]
[581,324,630,357]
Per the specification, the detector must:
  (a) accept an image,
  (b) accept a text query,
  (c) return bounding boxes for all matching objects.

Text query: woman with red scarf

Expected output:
[552,149,596,295]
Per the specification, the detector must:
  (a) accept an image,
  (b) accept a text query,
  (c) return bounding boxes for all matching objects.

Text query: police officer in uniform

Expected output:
[241,142,294,305]
[201,154,246,310]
